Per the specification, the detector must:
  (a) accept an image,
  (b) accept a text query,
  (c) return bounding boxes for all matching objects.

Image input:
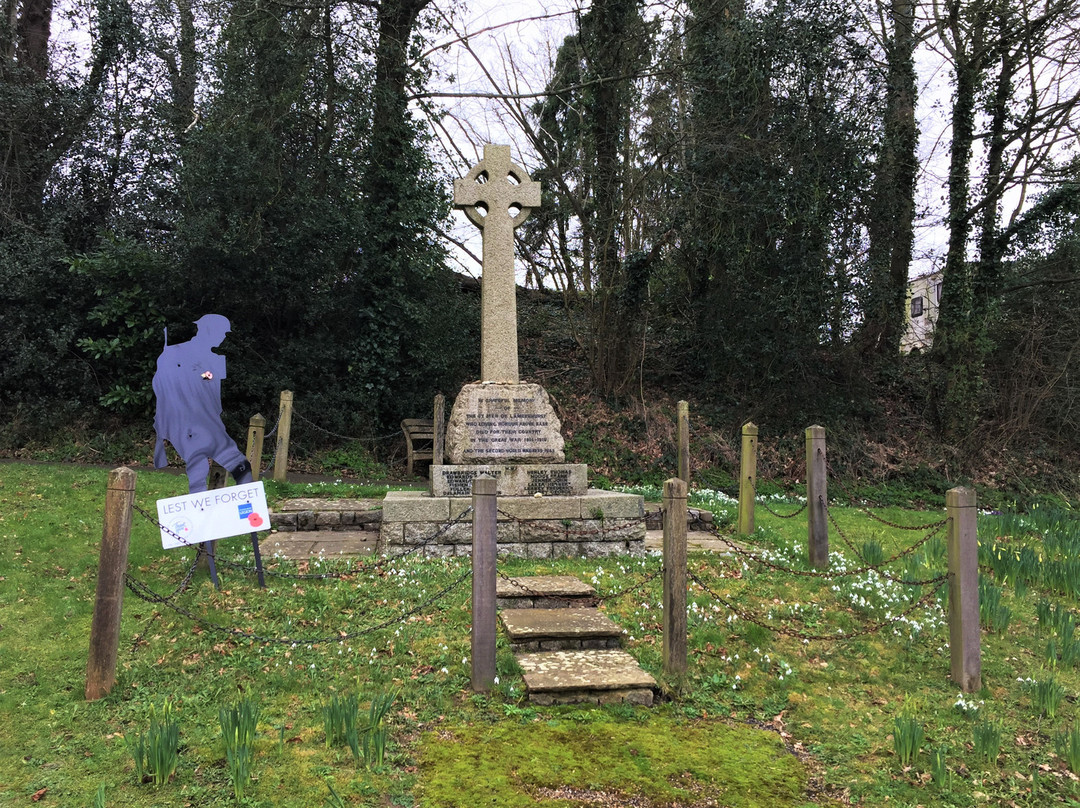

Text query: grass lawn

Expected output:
[2,462,1080,806]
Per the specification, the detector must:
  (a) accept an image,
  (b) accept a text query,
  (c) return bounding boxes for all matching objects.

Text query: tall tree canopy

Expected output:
[1,0,477,440]
[3,0,1079,467]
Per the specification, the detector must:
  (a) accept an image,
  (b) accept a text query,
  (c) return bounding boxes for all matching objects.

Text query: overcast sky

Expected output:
[427,0,962,283]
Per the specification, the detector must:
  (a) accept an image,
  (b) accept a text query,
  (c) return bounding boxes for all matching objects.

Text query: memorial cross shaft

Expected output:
[454,144,541,383]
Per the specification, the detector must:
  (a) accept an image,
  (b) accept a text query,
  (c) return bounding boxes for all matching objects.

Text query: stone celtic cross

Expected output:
[454,144,541,383]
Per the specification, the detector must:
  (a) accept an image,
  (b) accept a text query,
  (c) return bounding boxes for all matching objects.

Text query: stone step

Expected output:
[500,607,624,651]
[643,530,735,554]
[261,530,378,560]
[516,648,656,706]
[496,575,597,609]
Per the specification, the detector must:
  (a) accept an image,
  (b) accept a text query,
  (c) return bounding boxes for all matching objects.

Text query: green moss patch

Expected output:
[417,716,808,807]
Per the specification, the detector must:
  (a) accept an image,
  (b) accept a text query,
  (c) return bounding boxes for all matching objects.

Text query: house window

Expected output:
[911,296,924,317]
[935,282,942,303]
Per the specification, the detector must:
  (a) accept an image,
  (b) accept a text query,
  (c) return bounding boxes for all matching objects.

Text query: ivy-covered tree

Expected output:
[679,0,880,413]
[521,0,655,398]
[0,0,135,428]
[860,0,919,359]
[2,0,475,443]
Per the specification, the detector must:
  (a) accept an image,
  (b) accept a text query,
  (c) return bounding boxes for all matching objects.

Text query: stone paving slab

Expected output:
[262,531,378,560]
[518,649,657,693]
[496,575,596,599]
[500,608,622,641]
[644,530,735,553]
[276,498,382,512]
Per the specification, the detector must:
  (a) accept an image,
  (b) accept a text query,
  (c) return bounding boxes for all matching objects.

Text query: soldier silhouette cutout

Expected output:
[153,314,253,493]
[152,314,264,588]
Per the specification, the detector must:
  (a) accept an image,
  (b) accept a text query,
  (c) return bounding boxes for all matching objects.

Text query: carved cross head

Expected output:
[453,145,541,230]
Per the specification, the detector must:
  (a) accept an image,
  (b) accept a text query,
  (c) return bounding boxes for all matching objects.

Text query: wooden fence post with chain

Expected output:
[738,422,758,535]
[947,486,981,692]
[805,425,829,569]
[85,467,137,701]
[272,390,294,482]
[663,477,688,680]
[471,476,497,691]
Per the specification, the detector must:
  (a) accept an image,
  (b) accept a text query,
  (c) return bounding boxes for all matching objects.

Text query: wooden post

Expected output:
[434,394,446,466]
[243,413,268,586]
[245,413,266,482]
[805,425,828,569]
[273,390,294,482]
[662,477,688,680]
[947,486,981,692]
[676,401,690,486]
[85,467,136,701]
[738,422,758,536]
[471,475,497,692]
[200,463,227,590]
[208,461,227,490]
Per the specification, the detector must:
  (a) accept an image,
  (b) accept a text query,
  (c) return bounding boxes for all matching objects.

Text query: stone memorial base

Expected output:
[379,489,645,558]
[430,463,587,497]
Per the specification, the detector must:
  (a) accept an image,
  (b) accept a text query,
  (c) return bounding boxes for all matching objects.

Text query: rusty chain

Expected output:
[132,501,473,583]
[125,499,475,649]
[827,464,950,532]
[212,506,474,581]
[128,552,203,654]
[823,500,949,585]
[133,501,206,551]
[742,476,810,519]
[687,567,950,642]
[122,565,472,646]
[599,568,663,603]
[293,408,403,444]
[738,440,946,531]
[696,515,948,584]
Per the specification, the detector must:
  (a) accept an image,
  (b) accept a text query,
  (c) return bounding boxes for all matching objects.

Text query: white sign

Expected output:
[156,482,270,550]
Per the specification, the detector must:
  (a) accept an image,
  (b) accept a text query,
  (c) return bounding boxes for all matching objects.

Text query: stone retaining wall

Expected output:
[268,496,718,546]
[379,490,646,558]
[269,497,381,534]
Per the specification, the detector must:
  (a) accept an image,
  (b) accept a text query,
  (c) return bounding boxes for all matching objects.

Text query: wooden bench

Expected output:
[402,394,446,478]
[401,419,436,477]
